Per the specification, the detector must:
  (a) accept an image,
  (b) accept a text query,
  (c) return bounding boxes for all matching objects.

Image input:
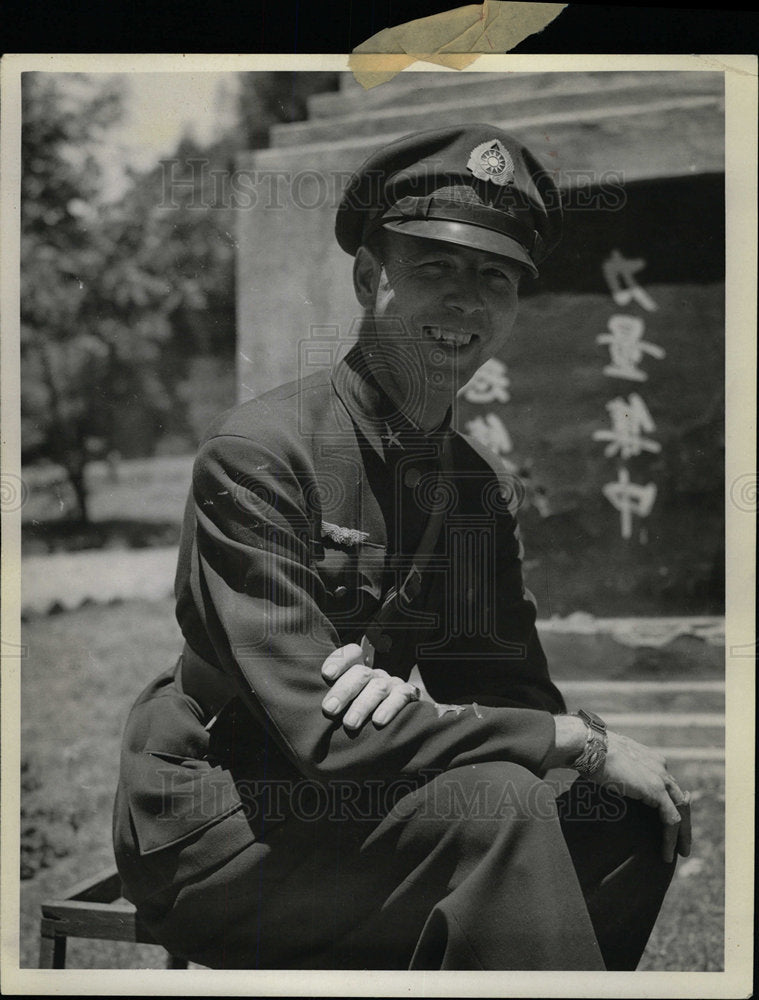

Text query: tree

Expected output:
[21,71,341,522]
[20,74,194,521]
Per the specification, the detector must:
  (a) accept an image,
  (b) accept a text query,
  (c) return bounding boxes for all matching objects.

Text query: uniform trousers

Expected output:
[124,737,676,970]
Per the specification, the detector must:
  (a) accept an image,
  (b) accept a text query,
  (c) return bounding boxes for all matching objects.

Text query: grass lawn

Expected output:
[19,599,183,969]
[17,598,724,970]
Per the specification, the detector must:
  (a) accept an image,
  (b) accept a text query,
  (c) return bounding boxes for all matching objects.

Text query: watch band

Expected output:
[572,709,608,777]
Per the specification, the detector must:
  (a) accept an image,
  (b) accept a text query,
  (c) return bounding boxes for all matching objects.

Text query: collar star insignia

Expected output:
[467,139,515,187]
[384,423,403,449]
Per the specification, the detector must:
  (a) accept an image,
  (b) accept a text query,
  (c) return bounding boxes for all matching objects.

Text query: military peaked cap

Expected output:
[335,124,563,277]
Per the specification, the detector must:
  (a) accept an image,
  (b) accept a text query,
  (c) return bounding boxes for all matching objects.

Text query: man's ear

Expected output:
[353,246,381,309]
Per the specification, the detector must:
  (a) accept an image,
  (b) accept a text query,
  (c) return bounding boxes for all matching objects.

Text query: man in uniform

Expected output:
[114,125,690,970]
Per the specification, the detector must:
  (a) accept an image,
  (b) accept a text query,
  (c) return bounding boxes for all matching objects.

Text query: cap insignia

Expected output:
[467,139,515,187]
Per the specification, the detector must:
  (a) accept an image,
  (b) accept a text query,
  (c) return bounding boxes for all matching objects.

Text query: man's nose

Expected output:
[443,272,484,315]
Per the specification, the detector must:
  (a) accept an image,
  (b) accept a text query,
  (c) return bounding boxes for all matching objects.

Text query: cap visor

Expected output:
[383,218,538,277]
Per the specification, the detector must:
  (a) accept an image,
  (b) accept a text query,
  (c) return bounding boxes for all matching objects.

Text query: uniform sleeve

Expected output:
[187,432,559,784]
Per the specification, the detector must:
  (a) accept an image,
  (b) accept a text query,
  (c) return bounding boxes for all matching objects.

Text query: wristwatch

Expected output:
[572,708,608,777]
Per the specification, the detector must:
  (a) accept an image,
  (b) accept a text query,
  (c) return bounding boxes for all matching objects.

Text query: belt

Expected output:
[178,643,238,728]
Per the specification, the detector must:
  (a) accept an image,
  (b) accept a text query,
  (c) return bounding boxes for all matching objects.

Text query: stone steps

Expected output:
[559,679,725,759]
[307,69,721,119]
[245,97,724,187]
[559,681,724,716]
[280,77,723,148]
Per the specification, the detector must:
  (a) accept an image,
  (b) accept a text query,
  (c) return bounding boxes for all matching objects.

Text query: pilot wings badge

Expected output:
[467,139,515,187]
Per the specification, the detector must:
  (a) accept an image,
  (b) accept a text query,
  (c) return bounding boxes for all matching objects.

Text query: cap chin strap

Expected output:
[364,195,540,261]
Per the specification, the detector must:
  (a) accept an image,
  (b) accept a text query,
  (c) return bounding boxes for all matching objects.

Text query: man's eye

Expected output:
[483,267,514,281]
[418,260,450,272]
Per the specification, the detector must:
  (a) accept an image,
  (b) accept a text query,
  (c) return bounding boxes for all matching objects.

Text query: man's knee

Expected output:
[559,779,664,856]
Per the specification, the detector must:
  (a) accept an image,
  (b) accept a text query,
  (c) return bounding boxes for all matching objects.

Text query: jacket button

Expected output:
[333,586,348,599]
[404,467,422,488]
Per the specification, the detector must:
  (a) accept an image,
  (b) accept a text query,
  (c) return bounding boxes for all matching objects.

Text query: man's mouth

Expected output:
[424,326,476,348]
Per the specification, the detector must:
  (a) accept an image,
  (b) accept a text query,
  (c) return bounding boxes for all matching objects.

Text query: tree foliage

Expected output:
[21,70,339,523]
[21,74,212,520]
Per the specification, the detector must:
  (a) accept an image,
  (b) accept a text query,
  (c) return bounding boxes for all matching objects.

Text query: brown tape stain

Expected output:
[350,1,568,89]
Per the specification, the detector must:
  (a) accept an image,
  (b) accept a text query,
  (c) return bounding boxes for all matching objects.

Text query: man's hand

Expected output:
[321,644,421,731]
[551,716,691,863]
[595,731,692,863]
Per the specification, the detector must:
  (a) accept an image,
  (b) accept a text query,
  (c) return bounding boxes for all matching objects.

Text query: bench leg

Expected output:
[39,932,67,969]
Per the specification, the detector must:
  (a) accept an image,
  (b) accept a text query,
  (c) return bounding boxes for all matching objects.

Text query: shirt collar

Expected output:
[331,342,452,461]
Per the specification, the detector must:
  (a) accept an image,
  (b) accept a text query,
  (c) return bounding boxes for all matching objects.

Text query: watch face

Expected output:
[580,709,606,732]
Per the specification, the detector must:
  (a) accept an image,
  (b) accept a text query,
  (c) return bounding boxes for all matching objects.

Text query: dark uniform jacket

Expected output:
[114,343,566,907]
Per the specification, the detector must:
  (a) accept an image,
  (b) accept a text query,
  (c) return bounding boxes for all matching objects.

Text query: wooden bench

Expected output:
[39,867,188,969]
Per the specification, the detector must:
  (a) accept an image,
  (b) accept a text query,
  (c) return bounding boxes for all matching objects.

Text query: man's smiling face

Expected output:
[353,229,523,422]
